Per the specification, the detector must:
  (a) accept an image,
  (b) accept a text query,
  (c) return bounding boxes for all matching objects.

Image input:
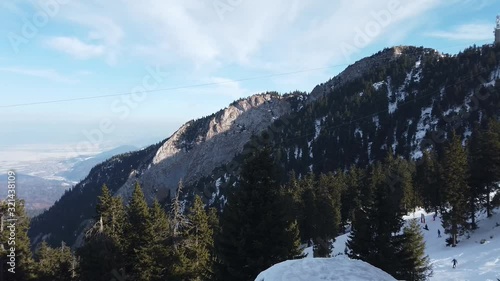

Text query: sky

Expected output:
[0,0,498,166]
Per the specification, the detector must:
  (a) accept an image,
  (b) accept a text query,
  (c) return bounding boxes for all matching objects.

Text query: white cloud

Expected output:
[35,0,446,82]
[132,0,437,67]
[44,37,105,60]
[205,76,249,99]
[0,67,77,83]
[426,23,493,41]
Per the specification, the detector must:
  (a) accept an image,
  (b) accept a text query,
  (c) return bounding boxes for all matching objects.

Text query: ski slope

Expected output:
[328,208,500,281]
[256,209,500,280]
[404,209,500,281]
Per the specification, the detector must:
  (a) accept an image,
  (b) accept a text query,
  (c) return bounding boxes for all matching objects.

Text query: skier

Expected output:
[452,258,457,268]
[421,213,426,223]
[438,229,441,237]
[433,213,437,221]
[424,224,429,231]
[307,238,313,247]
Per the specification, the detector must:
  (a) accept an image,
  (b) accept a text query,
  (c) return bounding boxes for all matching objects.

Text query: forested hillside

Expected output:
[28,141,163,248]
[193,45,500,208]
[6,43,499,281]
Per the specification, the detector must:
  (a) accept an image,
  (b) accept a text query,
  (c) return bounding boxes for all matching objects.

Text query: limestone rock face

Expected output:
[115,93,300,202]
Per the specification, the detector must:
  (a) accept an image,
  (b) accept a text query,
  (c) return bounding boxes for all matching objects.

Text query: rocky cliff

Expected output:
[114,93,304,203]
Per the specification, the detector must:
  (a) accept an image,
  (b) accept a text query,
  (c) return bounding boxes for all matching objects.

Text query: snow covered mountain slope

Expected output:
[254,256,397,281]
[407,210,500,281]
[29,44,500,249]
[326,209,500,281]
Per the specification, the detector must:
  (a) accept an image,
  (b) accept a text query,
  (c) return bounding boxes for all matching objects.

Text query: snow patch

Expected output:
[372,116,380,129]
[354,128,363,138]
[463,128,472,146]
[412,106,434,160]
[387,78,397,114]
[483,66,500,87]
[314,119,322,140]
[415,59,421,68]
[255,256,397,281]
[373,81,385,91]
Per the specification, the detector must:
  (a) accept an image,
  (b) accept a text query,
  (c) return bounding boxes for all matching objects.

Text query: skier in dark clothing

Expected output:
[424,224,429,231]
[452,258,457,268]
[438,229,441,237]
[307,238,313,247]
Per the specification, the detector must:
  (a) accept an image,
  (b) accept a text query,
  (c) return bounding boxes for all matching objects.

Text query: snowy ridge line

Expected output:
[277,66,494,149]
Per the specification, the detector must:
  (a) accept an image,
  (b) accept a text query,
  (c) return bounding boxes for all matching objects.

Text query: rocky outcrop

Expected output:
[114,93,301,202]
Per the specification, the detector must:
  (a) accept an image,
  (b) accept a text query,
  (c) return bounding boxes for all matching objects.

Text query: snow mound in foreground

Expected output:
[254,256,396,281]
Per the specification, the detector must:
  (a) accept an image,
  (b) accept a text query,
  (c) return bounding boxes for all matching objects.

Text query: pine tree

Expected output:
[174,195,214,280]
[374,157,406,276]
[395,219,432,281]
[342,166,365,231]
[96,184,112,219]
[283,171,303,226]
[170,180,188,251]
[416,151,442,214]
[124,182,155,281]
[0,199,36,281]
[382,151,417,214]
[441,133,470,247]
[216,148,302,281]
[347,163,379,263]
[479,120,500,217]
[207,207,220,240]
[34,241,75,281]
[313,173,342,257]
[77,233,122,281]
[347,160,405,278]
[299,173,317,242]
[77,185,126,281]
[468,126,484,227]
[207,207,221,281]
[149,200,171,281]
[97,184,126,248]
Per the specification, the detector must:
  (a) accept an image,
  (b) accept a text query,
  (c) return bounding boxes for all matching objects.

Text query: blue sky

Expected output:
[0,0,498,163]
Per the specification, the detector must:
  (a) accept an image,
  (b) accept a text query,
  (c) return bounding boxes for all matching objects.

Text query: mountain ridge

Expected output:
[29,43,500,249]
